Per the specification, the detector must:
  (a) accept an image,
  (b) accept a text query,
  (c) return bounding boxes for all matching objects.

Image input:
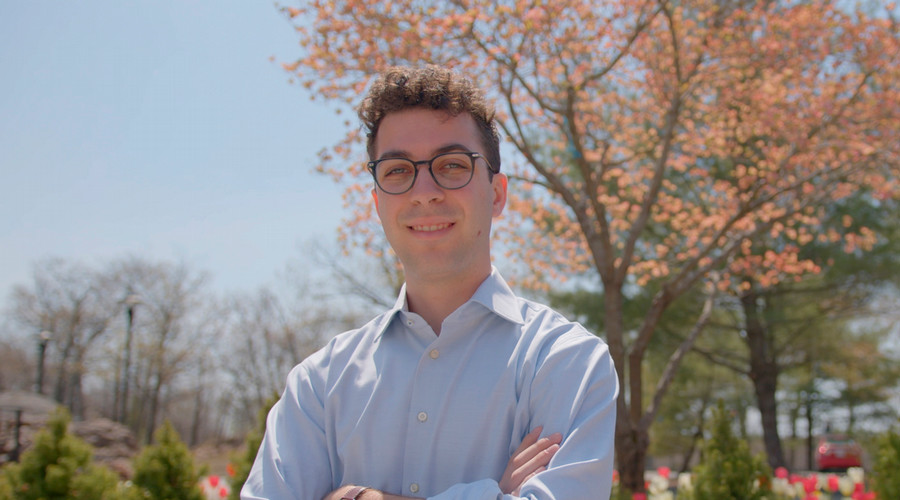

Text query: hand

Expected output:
[322,485,361,500]
[322,485,420,500]
[499,426,562,496]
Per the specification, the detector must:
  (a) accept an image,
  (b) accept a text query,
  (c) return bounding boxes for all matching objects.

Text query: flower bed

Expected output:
[614,466,876,499]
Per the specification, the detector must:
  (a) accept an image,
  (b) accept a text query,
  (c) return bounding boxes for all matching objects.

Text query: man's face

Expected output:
[371,108,507,284]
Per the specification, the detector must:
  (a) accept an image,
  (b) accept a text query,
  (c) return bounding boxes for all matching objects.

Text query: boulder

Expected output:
[0,391,138,477]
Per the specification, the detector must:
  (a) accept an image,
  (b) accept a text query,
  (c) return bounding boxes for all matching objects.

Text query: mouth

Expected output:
[409,222,453,232]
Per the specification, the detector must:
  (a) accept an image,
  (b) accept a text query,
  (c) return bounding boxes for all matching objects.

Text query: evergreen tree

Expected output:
[130,420,203,500]
[228,394,277,500]
[871,428,900,499]
[690,400,772,500]
[0,407,119,500]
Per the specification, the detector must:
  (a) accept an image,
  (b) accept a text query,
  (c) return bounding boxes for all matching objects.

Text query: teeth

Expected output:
[411,223,451,232]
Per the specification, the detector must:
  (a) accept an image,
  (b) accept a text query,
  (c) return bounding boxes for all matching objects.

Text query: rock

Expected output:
[0,390,57,464]
[71,417,139,477]
[0,390,58,415]
[0,391,138,477]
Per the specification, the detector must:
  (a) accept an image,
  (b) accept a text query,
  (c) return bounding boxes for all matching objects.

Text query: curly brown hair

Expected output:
[357,65,501,174]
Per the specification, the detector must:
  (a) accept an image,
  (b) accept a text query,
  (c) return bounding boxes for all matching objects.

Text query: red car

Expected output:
[816,434,863,471]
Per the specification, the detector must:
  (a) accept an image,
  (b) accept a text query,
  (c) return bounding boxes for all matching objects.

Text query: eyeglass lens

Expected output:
[373,152,476,194]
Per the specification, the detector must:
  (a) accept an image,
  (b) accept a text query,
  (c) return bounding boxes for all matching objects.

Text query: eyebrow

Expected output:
[377,143,473,161]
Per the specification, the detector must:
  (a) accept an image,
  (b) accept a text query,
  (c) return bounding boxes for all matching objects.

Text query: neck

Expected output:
[404,266,491,335]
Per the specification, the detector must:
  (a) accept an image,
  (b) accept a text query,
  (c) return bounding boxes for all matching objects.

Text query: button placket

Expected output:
[401,340,444,498]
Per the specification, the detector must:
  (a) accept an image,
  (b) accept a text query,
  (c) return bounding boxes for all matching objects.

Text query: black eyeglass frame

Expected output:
[366,151,498,195]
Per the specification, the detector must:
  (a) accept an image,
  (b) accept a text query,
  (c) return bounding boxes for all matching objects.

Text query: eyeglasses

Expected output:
[367,151,497,195]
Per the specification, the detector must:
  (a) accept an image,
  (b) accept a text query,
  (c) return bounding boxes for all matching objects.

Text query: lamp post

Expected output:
[35,330,52,395]
[117,294,141,424]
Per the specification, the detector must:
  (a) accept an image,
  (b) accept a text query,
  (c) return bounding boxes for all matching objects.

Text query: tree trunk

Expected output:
[604,283,645,492]
[788,404,799,470]
[53,340,73,406]
[190,388,203,447]
[145,373,162,444]
[615,425,649,494]
[805,399,815,470]
[741,288,787,469]
[752,370,784,467]
[680,394,711,473]
[68,370,84,420]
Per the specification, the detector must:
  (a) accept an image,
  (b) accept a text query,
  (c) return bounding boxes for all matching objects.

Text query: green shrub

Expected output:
[130,420,203,500]
[0,407,120,500]
[871,427,900,499]
[690,400,772,500]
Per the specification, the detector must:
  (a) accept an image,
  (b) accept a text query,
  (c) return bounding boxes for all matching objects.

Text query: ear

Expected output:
[372,187,379,211]
[491,173,508,218]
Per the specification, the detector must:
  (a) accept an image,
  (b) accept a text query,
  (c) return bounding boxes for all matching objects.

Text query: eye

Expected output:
[380,161,414,178]
[434,155,473,174]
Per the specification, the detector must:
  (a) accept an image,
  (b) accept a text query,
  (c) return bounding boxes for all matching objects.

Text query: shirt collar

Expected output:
[373,267,525,340]
[369,284,407,340]
[470,267,526,326]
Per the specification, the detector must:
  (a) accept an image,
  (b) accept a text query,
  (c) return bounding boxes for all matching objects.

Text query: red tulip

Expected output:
[828,474,839,492]
[803,476,817,493]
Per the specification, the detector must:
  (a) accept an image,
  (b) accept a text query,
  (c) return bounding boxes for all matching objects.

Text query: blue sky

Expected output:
[1,1,352,297]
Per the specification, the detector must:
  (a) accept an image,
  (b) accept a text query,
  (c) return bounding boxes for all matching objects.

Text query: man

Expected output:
[242,65,618,500]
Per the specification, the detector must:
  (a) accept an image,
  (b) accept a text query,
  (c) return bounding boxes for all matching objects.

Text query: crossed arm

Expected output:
[321,427,562,500]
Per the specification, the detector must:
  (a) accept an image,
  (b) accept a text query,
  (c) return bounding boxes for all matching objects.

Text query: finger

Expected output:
[510,432,562,468]
[500,430,561,494]
[508,440,560,486]
[523,433,562,467]
[517,442,559,475]
[512,466,548,496]
[514,426,543,454]
[506,427,544,468]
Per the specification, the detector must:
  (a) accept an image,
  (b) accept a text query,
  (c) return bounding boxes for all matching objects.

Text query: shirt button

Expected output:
[409,483,419,494]
[406,319,414,326]
[417,411,428,423]
[429,349,439,359]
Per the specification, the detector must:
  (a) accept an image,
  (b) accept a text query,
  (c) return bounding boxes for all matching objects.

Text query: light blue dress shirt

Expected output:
[242,269,618,499]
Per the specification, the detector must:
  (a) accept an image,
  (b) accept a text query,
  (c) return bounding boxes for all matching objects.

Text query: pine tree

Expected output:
[871,428,900,499]
[690,400,772,500]
[0,407,120,500]
[130,420,203,500]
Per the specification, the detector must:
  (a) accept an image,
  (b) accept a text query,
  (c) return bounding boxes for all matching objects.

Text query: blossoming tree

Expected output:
[279,0,900,492]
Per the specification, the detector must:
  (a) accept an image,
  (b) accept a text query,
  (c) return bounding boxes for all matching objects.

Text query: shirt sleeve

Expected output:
[241,361,333,500]
[428,329,619,500]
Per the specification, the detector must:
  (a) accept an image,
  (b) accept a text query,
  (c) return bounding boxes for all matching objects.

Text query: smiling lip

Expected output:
[409,222,453,232]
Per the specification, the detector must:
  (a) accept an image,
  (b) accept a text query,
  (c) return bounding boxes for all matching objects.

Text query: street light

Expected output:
[117,294,141,424]
[35,330,52,395]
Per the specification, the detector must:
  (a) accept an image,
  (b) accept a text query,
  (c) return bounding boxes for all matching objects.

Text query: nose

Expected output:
[408,165,445,204]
